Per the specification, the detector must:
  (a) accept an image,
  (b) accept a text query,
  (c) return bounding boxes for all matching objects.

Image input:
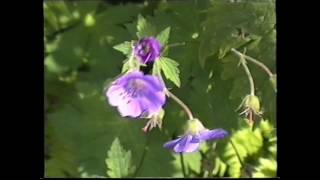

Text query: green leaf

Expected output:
[105,137,135,178]
[199,0,276,67]
[136,14,156,38]
[221,126,264,177]
[113,41,132,56]
[45,120,79,178]
[156,57,181,87]
[171,152,201,177]
[44,2,60,33]
[156,27,171,46]
[45,0,276,178]
[121,60,130,73]
[252,158,277,177]
[47,92,176,177]
[211,157,227,177]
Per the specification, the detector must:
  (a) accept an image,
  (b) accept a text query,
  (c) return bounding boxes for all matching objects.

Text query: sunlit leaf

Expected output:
[156,57,181,87]
[105,138,135,177]
[136,14,156,38]
[156,27,171,46]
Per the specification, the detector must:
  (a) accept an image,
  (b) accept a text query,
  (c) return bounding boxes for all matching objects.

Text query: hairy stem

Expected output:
[166,90,194,120]
[231,48,255,96]
[231,48,274,77]
[180,153,187,177]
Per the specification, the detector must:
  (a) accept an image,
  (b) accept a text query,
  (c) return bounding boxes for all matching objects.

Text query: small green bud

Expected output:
[185,118,205,135]
[245,95,261,114]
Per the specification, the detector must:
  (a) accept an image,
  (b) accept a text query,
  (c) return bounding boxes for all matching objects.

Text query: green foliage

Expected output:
[44,0,276,178]
[171,152,202,177]
[45,122,79,177]
[252,157,277,177]
[113,41,133,74]
[199,0,276,67]
[105,138,135,177]
[269,74,277,92]
[156,27,171,46]
[113,41,132,56]
[216,120,277,178]
[136,14,157,38]
[156,57,181,87]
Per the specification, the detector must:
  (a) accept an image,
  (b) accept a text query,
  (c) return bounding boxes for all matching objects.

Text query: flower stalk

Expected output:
[231,48,255,96]
[231,48,274,78]
[166,90,194,120]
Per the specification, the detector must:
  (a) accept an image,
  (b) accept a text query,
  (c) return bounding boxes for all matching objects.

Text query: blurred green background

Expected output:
[44,0,276,178]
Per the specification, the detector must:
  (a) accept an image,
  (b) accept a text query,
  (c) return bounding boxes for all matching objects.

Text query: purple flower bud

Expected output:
[106,71,166,118]
[163,119,228,153]
[134,37,162,64]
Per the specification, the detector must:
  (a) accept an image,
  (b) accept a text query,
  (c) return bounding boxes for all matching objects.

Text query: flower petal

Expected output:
[134,37,162,64]
[117,99,142,118]
[143,75,165,91]
[116,71,144,85]
[106,85,125,106]
[105,71,166,119]
[163,137,181,150]
[138,91,165,116]
[199,129,229,141]
[174,135,200,153]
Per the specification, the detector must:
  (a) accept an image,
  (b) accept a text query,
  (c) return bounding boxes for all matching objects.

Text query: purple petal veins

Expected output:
[198,129,229,141]
[163,128,228,153]
[106,71,166,118]
[134,37,162,64]
[164,135,201,153]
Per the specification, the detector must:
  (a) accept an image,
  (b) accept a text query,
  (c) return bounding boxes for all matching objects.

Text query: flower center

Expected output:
[123,79,146,98]
[131,79,145,90]
[143,44,150,54]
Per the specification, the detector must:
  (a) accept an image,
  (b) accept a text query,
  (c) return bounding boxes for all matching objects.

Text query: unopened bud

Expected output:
[185,118,205,135]
[245,95,261,114]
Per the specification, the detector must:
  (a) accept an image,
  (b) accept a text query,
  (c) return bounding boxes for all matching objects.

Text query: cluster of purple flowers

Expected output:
[106,37,228,153]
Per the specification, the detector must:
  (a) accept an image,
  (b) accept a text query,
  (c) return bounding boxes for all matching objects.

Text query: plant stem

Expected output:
[180,153,187,177]
[231,48,255,96]
[229,139,244,168]
[166,90,194,120]
[231,48,274,77]
[133,136,150,177]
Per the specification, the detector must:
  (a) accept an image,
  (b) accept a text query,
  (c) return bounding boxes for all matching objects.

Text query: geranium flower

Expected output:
[163,119,228,153]
[134,37,162,64]
[106,71,166,118]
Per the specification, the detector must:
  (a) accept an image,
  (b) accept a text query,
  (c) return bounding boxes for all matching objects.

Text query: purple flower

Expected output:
[163,129,228,153]
[163,119,228,153]
[134,37,162,64]
[106,71,166,118]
